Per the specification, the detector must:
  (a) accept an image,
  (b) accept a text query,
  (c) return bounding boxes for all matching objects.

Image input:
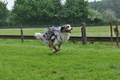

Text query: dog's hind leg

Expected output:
[56,45,62,52]
[49,40,56,53]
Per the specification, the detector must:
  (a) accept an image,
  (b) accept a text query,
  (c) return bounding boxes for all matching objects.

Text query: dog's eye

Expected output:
[66,26,69,28]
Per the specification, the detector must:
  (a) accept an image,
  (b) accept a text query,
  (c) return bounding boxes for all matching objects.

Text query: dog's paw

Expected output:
[53,49,61,53]
[57,49,61,51]
[52,51,56,53]
[52,49,56,53]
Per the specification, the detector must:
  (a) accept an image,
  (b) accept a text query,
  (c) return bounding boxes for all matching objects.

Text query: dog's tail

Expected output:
[34,33,43,40]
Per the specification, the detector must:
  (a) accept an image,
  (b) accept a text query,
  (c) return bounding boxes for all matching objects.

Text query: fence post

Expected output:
[115,21,119,47]
[20,25,24,42]
[110,22,113,46]
[81,23,87,45]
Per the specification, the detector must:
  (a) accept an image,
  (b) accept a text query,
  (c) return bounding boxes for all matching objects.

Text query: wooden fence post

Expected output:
[115,21,119,47]
[81,23,87,45]
[20,25,24,42]
[110,22,113,46]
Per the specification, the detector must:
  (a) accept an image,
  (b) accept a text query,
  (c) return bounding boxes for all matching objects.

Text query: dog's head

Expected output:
[61,24,73,33]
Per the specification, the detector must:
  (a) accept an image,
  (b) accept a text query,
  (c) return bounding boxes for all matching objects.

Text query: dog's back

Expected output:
[34,27,57,45]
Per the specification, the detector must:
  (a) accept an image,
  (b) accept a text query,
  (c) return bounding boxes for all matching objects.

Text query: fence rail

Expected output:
[0,35,119,42]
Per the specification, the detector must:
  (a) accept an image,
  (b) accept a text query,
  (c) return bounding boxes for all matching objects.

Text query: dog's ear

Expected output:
[61,26,65,32]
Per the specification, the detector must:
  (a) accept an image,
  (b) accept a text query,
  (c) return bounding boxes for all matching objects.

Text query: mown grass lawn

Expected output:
[0,39,120,80]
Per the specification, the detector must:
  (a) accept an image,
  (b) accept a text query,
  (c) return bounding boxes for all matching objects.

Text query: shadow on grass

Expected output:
[47,51,62,56]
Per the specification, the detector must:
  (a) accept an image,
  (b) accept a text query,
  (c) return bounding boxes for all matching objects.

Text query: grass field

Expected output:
[0,25,119,37]
[0,39,120,80]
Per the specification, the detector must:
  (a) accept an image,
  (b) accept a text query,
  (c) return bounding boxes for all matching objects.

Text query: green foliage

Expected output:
[101,9,118,23]
[0,39,120,80]
[89,0,119,24]
[12,0,63,25]
[64,0,88,24]
[88,8,103,24]
[0,1,9,26]
[11,0,89,26]
[88,8,118,24]
[90,0,120,19]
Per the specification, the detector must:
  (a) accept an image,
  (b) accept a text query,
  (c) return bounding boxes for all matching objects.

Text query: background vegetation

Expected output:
[0,1,9,26]
[0,0,119,27]
[1,0,88,26]
[90,0,120,19]
[89,0,119,24]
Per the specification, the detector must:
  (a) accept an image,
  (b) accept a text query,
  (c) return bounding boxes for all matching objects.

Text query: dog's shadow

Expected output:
[47,52,61,56]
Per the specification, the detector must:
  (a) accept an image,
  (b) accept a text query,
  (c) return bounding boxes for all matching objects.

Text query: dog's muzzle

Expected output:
[67,28,73,33]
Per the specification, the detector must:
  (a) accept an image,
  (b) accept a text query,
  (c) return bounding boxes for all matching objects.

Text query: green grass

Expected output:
[0,39,120,80]
[0,25,119,37]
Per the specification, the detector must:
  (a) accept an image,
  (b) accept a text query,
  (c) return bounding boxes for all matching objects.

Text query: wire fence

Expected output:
[0,25,119,37]
[0,28,45,30]
[0,27,80,36]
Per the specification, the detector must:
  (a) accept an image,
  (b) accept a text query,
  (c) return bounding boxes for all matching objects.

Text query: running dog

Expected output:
[34,24,73,53]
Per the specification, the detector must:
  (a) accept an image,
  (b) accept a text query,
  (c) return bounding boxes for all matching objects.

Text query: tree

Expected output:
[12,0,42,25]
[0,1,9,26]
[90,0,120,19]
[88,8,103,24]
[12,0,62,25]
[61,0,88,24]
[12,0,89,26]
[50,0,62,25]
[102,9,117,23]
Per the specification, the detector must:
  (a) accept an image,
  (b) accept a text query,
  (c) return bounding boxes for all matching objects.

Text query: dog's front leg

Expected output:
[57,45,62,51]
[49,40,56,53]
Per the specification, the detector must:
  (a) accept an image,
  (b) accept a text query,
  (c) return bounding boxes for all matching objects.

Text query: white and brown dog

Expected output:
[34,24,73,53]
